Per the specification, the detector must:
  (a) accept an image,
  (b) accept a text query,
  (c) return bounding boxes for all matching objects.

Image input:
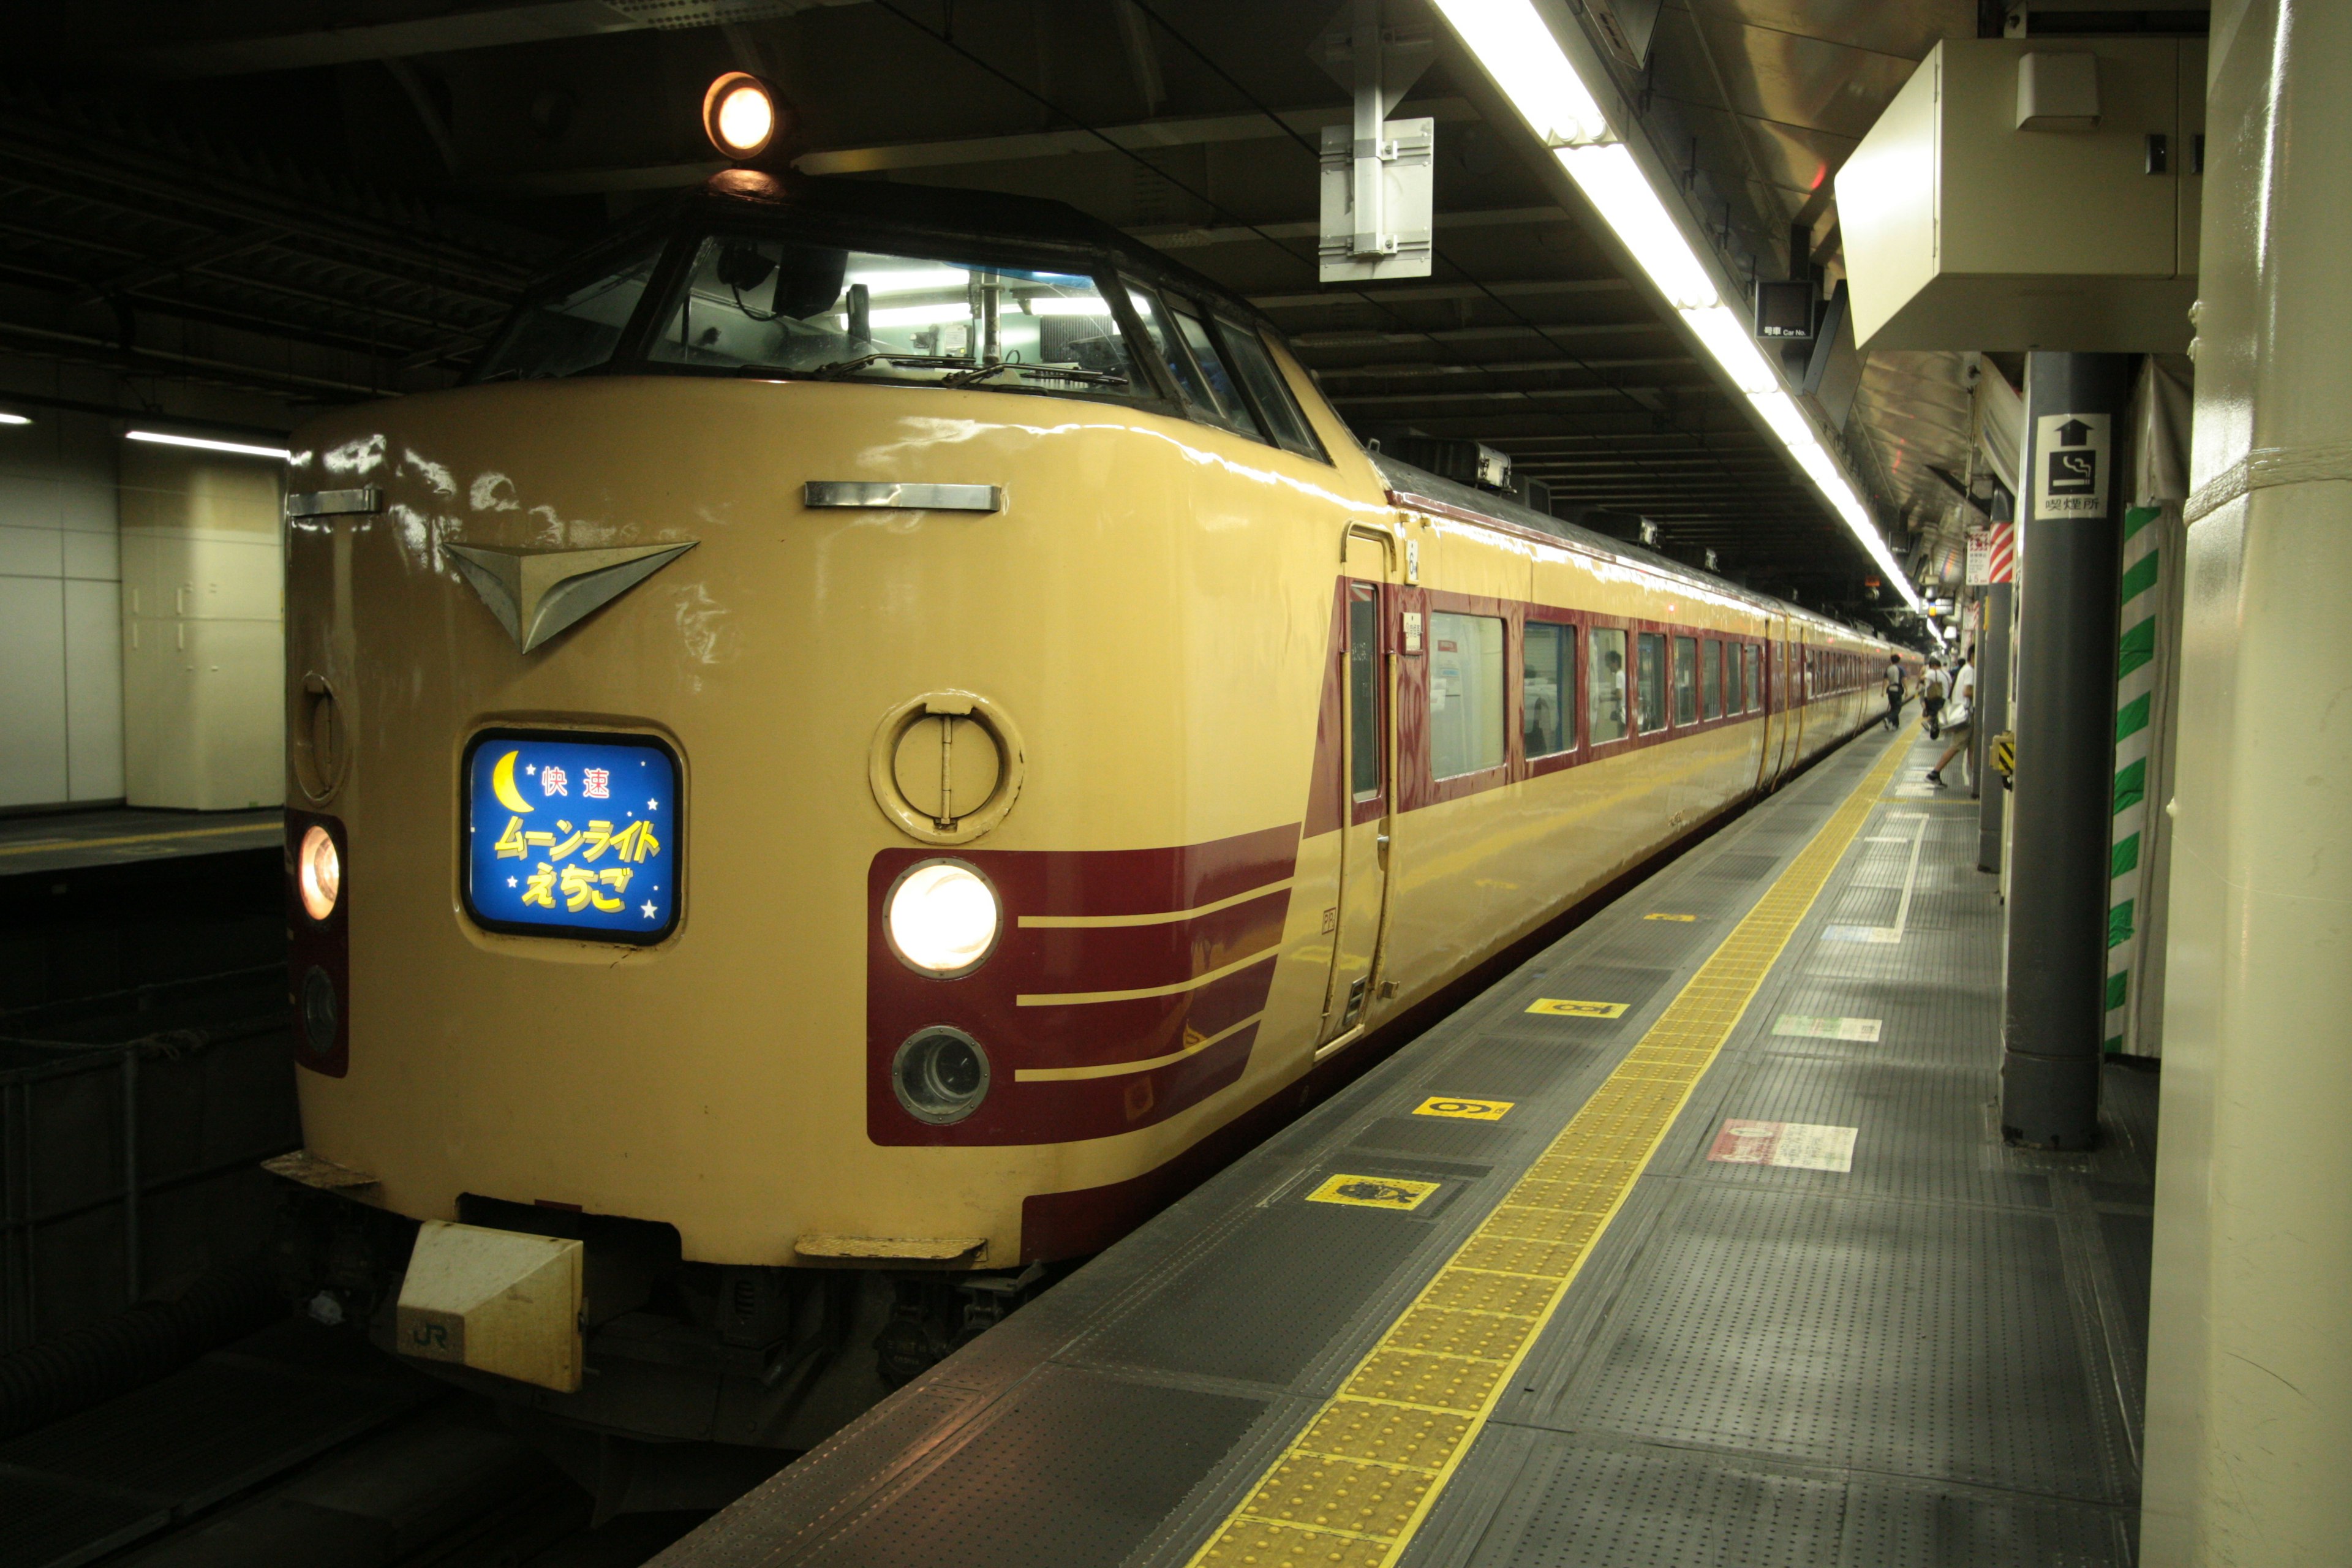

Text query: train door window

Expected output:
[1125,285,1218,415]
[1744,644,1762,712]
[1523,621,1574,758]
[1636,633,1667,734]
[1702,639,1722,720]
[1216,318,1328,461]
[1349,587,1381,802]
[476,235,663,382]
[1672,636,1699,726]
[1168,300,1265,440]
[1430,612,1506,778]
[1589,628,1629,743]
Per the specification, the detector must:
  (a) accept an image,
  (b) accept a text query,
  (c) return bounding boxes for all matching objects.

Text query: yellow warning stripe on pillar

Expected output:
[1186,726,1915,1568]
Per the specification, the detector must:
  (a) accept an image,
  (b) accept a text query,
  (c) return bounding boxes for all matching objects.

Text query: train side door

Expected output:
[1321,530,1396,1049]
[1757,616,1788,791]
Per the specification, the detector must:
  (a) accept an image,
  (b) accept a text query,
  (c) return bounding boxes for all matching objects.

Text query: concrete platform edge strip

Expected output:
[1183,725,1920,1568]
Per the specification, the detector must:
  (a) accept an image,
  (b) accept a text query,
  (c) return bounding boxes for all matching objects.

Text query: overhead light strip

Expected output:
[1431,0,1923,611]
[126,429,292,461]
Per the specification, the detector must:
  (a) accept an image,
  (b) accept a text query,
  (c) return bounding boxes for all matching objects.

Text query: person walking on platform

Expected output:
[1925,657,1975,787]
[1920,655,1948,740]
[1882,654,1905,729]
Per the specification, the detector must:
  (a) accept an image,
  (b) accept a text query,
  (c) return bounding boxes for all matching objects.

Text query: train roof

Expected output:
[1371,453,1891,646]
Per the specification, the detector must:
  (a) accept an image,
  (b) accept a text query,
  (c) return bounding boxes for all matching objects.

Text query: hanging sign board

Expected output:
[2032,412,2111,519]
[1964,523,2014,584]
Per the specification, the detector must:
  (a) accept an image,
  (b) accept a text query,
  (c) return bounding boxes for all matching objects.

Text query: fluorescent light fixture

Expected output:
[1022,296,1112,317]
[126,429,291,461]
[0,412,29,426]
[1431,0,1923,611]
[846,268,970,296]
[866,303,973,329]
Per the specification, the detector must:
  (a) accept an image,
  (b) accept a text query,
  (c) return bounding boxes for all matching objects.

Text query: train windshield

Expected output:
[643,233,1141,395]
[475,236,664,382]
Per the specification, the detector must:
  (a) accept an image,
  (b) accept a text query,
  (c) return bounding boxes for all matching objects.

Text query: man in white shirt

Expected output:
[1920,657,1949,739]
[1926,659,1975,787]
[1882,654,1905,730]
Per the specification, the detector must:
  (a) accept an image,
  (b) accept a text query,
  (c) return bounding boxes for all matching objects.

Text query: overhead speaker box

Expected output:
[1836,37,2203,352]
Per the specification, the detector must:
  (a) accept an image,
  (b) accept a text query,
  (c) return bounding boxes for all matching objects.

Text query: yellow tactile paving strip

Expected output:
[1187,727,1915,1568]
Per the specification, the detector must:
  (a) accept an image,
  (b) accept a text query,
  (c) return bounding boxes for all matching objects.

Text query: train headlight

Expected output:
[893,1027,990,1125]
[297,824,342,922]
[885,859,1000,977]
[702,72,777,160]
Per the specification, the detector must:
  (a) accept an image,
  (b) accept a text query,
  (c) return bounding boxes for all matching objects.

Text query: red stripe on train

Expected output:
[866,826,1298,1146]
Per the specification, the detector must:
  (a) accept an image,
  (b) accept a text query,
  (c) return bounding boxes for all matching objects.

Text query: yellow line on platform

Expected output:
[1183,726,1915,1568]
[0,820,280,858]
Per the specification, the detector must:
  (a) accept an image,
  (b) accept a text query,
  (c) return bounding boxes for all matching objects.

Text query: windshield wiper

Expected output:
[790,352,971,382]
[938,361,1131,389]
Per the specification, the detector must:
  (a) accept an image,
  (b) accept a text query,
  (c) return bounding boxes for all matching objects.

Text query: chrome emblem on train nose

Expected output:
[443,541,698,652]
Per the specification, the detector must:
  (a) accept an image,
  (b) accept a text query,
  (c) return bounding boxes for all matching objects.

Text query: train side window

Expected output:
[1125,285,1218,415]
[1589,628,1628,743]
[1349,587,1381,802]
[1672,635,1699,726]
[1523,621,1574,757]
[1636,633,1667,734]
[1430,612,1506,778]
[1701,639,1722,720]
[1217,318,1329,461]
[1744,644,1762,712]
[1169,300,1265,440]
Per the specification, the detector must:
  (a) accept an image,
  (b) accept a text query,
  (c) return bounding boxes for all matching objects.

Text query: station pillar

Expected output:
[2142,0,2352,1559]
[1973,579,2011,873]
[1997,351,2130,1148]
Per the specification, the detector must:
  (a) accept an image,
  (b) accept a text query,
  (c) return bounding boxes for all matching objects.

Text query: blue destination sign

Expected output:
[463,731,679,942]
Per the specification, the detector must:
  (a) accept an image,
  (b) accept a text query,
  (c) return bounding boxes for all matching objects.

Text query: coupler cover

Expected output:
[394,1220,584,1392]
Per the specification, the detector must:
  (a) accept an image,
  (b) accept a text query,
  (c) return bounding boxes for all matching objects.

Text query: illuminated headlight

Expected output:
[297,824,342,922]
[702,72,777,160]
[885,859,1000,977]
[893,1027,990,1125]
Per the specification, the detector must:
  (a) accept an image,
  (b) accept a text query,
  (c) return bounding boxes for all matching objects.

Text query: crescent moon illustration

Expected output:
[490,750,535,815]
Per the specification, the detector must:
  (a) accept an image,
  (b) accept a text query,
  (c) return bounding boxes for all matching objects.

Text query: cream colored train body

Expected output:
[277,173,1898,1446]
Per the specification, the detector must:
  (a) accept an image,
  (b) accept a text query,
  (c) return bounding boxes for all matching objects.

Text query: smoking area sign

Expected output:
[2033,412,2110,519]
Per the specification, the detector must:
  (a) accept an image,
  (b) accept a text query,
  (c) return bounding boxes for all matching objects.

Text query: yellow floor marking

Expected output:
[1412,1098,1512,1121]
[1306,1175,1441,1212]
[1525,998,1626,1018]
[1186,725,1915,1568]
[1643,911,1697,921]
[0,820,280,858]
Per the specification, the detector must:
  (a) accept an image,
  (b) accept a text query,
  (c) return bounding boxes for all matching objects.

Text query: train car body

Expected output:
[274,171,1899,1457]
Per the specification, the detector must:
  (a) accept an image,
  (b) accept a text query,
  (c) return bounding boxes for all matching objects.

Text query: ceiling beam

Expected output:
[1250,277,1633,309]
[1294,320,1676,349]
[797,97,1477,177]
[1137,202,1561,253]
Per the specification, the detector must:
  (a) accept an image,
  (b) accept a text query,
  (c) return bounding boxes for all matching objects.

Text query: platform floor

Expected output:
[660,723,2155,1568]
[0,808,281,878]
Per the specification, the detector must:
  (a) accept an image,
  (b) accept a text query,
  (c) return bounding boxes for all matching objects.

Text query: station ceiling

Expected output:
[4,0,2032,624]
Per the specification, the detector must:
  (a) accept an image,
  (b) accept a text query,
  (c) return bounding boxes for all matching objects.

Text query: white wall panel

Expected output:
[0,522,62,577]
[0,576,67,807]
[63,578,123,800]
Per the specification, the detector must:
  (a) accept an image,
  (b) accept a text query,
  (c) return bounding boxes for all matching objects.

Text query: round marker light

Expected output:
[885,859,1000,977]
[893,1027,991,1125]
[702,72,777,160]
[297,823,341,922]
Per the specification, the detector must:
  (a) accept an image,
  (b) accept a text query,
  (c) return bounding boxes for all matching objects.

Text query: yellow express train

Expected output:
[272,167,1902,1469]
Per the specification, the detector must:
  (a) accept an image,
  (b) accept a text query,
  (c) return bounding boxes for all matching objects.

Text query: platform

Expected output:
[657,723,2155,1568]
[0,809,281,880]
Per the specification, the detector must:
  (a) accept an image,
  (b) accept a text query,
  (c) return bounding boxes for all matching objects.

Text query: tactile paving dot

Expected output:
[1241,1455,1432,1536]
[1196,1517,1390,1567]
[1297,1402,1472,1471]
[1385,1305,1537,1362]
[1342,1349,1501,1412]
